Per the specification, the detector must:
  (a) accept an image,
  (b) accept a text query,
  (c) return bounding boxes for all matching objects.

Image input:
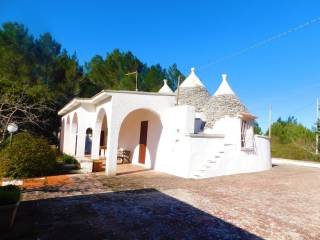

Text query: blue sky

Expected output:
[1,0,320,131]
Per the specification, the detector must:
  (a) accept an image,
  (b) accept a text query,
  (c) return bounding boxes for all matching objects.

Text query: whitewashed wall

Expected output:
[154,105,196,177]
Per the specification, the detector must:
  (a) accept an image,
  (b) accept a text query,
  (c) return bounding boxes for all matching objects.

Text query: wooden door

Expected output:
[100,130,105,146]
[138,121,148,164]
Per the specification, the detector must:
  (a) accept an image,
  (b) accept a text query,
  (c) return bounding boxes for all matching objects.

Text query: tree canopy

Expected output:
[0,22,184,144]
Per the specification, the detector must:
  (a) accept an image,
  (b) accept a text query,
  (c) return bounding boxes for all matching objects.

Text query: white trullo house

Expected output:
[58,68,271,179]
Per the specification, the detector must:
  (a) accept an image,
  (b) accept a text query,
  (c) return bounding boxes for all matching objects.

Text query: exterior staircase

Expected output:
[192,149,225,179]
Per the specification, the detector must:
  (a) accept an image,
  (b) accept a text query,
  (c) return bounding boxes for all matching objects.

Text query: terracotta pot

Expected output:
[0,202,20,230]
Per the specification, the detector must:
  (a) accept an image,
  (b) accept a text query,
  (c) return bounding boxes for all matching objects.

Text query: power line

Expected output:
[198,16,320,70]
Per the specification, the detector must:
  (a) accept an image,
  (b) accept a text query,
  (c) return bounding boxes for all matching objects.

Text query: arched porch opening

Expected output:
[93,108,108,159]
[85,128,93,156]
[71,113,78,156]
[117,108,163,170]
[64,116,70,154]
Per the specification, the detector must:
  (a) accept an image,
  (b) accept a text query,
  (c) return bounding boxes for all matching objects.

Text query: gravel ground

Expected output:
[2,165,320,239]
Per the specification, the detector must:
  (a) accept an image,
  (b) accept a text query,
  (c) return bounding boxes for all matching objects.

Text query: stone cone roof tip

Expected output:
[158,79,173,94]
[180,67,205,88]
[175,67,210,113]
[214,74,235,95]
[204,74,250,128]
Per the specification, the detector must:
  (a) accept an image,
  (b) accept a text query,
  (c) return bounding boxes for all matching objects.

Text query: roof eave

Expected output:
[238,112,257,120]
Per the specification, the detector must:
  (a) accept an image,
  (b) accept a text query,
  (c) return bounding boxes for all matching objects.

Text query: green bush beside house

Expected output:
[59,154,78,164]
[0,132,56,179]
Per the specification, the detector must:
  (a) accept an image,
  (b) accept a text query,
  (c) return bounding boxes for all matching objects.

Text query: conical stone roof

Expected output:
[204,74,248,128]
[158,79,173,94]
[177,68,210,113]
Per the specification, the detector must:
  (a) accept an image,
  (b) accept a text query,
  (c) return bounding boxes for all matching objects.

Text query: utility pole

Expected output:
[268,105,272,138]
[316,98,319,154]
[125,71,138,91]
[176,75,181,105]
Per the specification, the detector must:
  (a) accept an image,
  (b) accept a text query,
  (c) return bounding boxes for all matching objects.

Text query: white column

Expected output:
[76,130,86,158]
[91,127,101,160]
[70,132,76,156]
[68,125,73,155]
[103,110,120,176]
[105,124,118,176]
[64,125,71,155]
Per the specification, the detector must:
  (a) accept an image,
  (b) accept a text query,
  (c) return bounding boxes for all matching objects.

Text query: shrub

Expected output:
[0,185,21,205]
[60,154,78,164]
[0,132,56,179]
[272,136,320,162]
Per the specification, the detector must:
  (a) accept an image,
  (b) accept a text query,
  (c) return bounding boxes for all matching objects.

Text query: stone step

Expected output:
[193,174,202,178]
[207,160,216,163]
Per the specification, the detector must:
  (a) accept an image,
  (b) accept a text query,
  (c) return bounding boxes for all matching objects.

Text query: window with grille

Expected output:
[241,120,254,149]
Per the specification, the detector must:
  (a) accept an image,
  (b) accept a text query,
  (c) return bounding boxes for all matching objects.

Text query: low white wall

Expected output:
[187,134,225,178]
[210,135,271,177]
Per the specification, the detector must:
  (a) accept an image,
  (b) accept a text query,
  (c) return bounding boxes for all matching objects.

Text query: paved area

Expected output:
[2,165,320,239]
[273,157,320,169]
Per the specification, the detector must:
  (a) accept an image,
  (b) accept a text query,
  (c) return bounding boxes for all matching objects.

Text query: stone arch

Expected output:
[117,108,163,169]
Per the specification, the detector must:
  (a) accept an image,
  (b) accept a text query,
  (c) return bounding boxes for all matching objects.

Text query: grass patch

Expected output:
[272,137,320,162]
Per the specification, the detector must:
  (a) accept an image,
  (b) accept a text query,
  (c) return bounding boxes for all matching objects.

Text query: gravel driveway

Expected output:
[2,165,320,239]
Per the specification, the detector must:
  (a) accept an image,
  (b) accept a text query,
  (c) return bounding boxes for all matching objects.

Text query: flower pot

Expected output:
[0,201,20,230]
[92,160,105,172]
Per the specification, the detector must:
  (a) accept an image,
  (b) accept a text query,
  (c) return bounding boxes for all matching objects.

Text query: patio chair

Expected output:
[117,149,131,164]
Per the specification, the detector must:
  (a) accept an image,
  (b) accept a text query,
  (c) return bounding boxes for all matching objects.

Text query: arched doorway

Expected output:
[94,108,108,158]
[65,116,70,154]
[71,113,78,156]
[118,108,163,169]
[85,128,93,156]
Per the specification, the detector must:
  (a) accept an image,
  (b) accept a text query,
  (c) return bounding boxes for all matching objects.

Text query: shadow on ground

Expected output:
[2,189,262,240]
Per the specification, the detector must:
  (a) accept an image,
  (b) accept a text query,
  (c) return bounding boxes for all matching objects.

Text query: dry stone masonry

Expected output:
[204,94,248,128]
[178,86,210,112]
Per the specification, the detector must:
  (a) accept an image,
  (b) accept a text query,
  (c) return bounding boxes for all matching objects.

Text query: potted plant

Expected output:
[0,184,21,230]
